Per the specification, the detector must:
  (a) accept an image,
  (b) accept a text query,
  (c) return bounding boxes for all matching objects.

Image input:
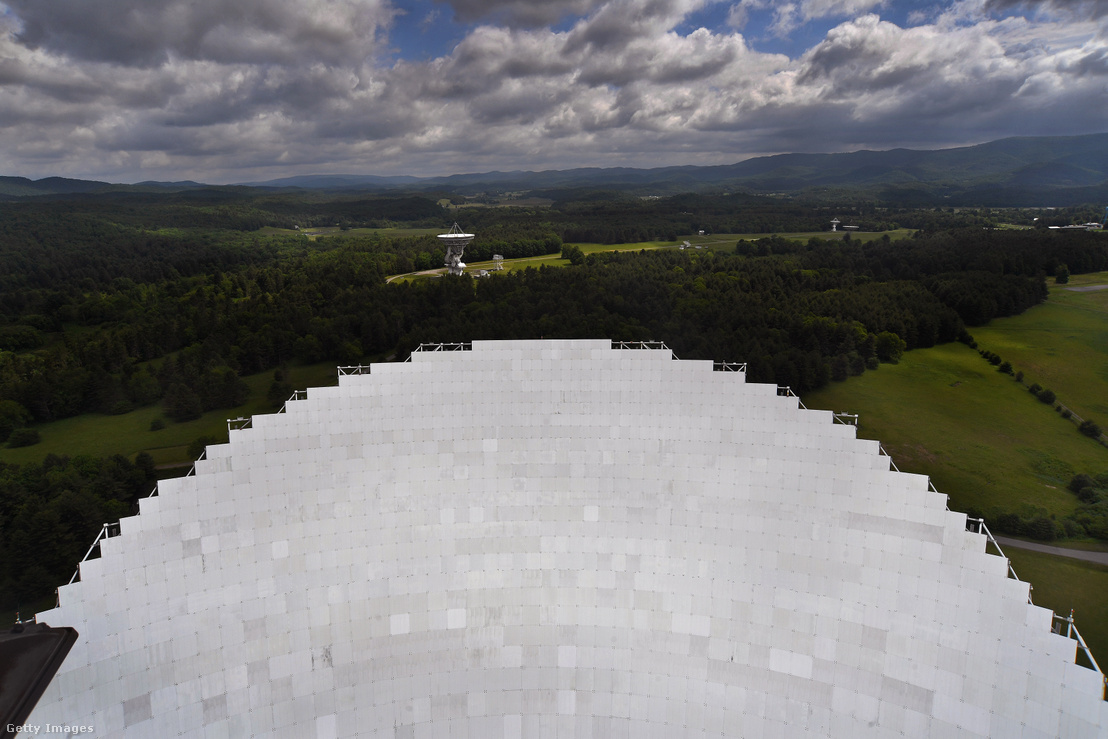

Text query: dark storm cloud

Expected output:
[6,0,396,66]
[563,0,708,53]
[1065,45,1108,73]
[444,26,576,85]
[439,0,605,25]
[574,27,743,86]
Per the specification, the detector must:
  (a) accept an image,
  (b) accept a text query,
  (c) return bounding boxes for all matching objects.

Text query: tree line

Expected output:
[0,453,158,610]
[3,223,1103,432]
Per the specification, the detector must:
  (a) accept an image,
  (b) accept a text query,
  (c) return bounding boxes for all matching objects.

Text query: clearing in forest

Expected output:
[804,334,1107,519]
[970,270,1108,422]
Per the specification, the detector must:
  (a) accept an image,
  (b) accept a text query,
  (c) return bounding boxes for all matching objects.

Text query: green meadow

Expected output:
[1004,547,1108,671]
[0,362,338,469]
[971,270,1108,421]
[804,340,1107,518]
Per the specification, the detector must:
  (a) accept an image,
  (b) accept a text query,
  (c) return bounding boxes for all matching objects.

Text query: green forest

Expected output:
[2,188,1107,612]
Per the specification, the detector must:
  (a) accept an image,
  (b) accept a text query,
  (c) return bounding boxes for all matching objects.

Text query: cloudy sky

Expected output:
[0,0,1106,183]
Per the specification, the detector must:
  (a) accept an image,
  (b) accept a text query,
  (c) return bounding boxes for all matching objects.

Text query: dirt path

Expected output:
[994,535,1108,566]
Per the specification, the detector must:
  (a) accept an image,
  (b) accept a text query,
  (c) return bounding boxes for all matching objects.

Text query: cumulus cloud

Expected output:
[804,0,888,15]
[0,0,1104,181]
[982,0,1108,20]
[794,13,1108,140]
[728,0,885,34]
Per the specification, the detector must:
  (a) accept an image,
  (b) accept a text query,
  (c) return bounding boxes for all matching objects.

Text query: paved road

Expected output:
[386,268,445,283]
[994,536,1108,566]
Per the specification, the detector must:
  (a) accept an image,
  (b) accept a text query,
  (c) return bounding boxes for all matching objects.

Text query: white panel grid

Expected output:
[26,339,1108,738]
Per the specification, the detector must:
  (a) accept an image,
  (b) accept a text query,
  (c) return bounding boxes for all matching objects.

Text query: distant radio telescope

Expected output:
[438,223,474,277]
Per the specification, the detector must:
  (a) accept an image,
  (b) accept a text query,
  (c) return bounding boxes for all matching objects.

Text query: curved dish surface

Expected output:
[31,340,1108,737]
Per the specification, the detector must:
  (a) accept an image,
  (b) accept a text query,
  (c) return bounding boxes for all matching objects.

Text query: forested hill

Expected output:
[0,175,114,197]
[6,133,1108,204]
[244,133,1108,203]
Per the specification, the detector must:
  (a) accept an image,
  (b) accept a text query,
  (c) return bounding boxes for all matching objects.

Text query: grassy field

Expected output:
[389,237,687,281]
[1004,547,1108,670]
[0,362,338,469]
[804,340,1108,518]
[971,270,1108,421]
[393,229,917,281]
[804,272,1108,517]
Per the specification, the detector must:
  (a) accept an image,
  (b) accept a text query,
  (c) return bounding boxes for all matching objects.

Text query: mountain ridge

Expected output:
[3,133,1106,203]
[236,133,1108,198]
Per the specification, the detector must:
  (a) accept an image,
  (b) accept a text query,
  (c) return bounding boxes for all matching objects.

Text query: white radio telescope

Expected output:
[438,223,474,276]
[24,340,1108,737]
